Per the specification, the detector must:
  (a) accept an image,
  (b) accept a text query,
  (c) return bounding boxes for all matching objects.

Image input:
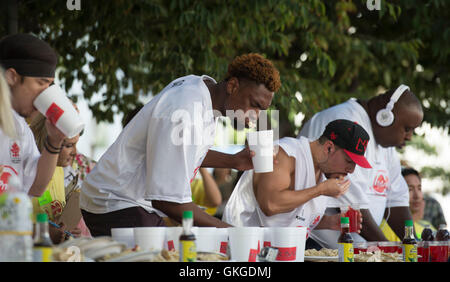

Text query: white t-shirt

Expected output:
[0,111,40,193]
[222,137,329,236]
[80,75,217,215]
[298,98,409,225]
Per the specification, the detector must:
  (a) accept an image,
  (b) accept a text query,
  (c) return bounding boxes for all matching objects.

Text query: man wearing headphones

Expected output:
[298,85,423,249]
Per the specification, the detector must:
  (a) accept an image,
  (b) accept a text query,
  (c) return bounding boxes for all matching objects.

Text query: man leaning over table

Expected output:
[80,53,281,236]
[298,84,423,248]
[223,119,369,238]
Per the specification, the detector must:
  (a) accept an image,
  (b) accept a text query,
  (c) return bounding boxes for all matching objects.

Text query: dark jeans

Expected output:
[81,207,166,237]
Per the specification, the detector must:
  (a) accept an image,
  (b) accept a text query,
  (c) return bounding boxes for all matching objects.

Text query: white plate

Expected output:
[84,242,127,260]
[304,255,339,262]
[78,237,114,252]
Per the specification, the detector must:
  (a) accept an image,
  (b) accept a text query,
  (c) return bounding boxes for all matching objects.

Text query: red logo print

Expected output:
[330,132,337,140]
[372,170,389,195]
[355,138,368,152]
[0,172,11,192]
[10,143,19,158]
[167,240,175,251]
[220,242,228,254]
[45,103,64,125]
[275,247,297,261]
[190,166,201,184]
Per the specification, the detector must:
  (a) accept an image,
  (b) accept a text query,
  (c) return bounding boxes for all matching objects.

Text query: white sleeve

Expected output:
[143,116,205,204]
[21,127,40,193]
[386,149,409,207]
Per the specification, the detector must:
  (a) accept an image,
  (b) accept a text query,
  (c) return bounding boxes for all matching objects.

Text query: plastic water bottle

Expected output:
[0,174,33,262]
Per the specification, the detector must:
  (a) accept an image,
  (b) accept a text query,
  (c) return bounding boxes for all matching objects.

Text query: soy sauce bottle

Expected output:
[338,217,354,262]
[402,220,417,262]
[179,210,196,262]
[33,213,53,262]
[421,225,434,241]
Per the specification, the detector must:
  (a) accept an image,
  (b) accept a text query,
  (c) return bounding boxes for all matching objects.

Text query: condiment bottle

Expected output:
[338,217,354,262]
[435,224,449,241]
[33,213,53,262]
[402,220,417,262]
[179,210,196,262]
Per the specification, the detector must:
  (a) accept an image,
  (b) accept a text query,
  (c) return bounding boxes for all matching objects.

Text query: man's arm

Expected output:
[152,200,231,228]
[201,148,254,171]
[385,206,414,239]
[254,148,349,216]
[359,209,389,241]
[28,120,65,197]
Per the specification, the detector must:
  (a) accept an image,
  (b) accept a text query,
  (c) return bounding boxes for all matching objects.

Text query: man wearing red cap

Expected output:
[298,85,423,249]
[223,119,371,236]
[0,34,66,196]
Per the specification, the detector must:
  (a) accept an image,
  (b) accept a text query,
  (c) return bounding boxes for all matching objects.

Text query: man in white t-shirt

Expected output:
[0,34,66,196]
[80,53,282,236]
[223,119,371,238]
[299,85,423,248]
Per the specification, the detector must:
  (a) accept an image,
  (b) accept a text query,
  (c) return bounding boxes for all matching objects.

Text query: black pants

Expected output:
[81,207,166,237]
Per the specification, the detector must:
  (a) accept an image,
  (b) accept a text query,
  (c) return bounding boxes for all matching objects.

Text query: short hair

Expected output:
[401,167,421,180]
[225,53,281,92]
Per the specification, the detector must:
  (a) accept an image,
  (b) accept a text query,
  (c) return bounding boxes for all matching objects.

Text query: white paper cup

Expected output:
[33,84,85,138]
[133,227,166,252]
[164,227,183,252]
[271,227,307,262]
[111,228,135,249]
[246,130,273,173]
[262,227,274,248]
[216,228,229,255]
[192,227,219,253]
[228,227,262,262]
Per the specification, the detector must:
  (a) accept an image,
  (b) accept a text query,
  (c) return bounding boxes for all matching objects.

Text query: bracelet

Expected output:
[44,140,61,154]
[46,136,62,151]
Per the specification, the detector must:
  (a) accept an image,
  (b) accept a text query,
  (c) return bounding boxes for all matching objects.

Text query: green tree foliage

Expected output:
[1,0,448,131]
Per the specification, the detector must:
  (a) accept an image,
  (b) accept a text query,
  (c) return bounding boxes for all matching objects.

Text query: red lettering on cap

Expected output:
[355,138,368,152]
[330,132,337,140]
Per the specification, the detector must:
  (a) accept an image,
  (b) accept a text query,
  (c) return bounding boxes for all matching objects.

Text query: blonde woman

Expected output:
[0,67,16,139]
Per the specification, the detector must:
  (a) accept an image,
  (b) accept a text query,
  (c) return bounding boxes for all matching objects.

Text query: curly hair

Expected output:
[225,53,281,92]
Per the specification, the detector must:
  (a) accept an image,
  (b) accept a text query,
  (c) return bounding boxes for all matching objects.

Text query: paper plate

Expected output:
[304,255,339,262]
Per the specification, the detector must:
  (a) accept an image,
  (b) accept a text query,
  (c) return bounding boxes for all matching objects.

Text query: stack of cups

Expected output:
[270,227,307,262]
[164,227,183,252]
[192,227,219,253]
[133,227,166,252]
[111,228,135,249]
[228,227,262,262]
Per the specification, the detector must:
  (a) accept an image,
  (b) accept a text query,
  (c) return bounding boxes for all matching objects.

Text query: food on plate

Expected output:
[354,251,402,262]
[305,248,338,257]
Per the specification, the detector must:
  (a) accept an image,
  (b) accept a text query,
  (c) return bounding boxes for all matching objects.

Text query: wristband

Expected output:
[46,136,62,151]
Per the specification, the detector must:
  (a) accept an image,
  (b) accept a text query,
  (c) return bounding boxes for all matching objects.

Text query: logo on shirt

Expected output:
[10,142,21,164]
[372,170,389,195]
[171,80,185,88]
[0,165,19,192]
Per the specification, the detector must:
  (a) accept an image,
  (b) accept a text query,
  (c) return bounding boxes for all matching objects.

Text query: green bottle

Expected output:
[33,213,53,262]
[179,211,196,262]
[402,220,417,262]
[338,217,354,262]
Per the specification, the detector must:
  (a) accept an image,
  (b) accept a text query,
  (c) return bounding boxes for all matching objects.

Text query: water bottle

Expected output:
[0,174,33,262]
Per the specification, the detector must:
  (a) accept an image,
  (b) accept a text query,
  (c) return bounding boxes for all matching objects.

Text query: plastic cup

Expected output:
[271,227,307,262]
[33,84,85,138]
[228,227,262,262]
[164,227,183,252]
[429,241,449,262]
[340,204,360,233]
[216,228,229,255]
[378,241,401,254]
[417,241,430,262]
[353,241,368,254]
[263,227,274,248]
[246,130,273,173]
[133,227,166,252]
[111,228,135,249]
[192,227,218,253]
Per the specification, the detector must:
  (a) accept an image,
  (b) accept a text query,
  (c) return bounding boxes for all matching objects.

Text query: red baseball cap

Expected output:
[323,119,372,169]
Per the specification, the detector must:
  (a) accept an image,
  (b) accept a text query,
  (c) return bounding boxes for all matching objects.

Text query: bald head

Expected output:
[368,86,423,148]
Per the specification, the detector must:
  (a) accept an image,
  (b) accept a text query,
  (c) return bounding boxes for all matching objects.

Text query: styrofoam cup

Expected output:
[164,227,183,252]
[111,228,135,249]
[133,227,166,252]
[192,227,218,253]
[271,227,307,262]
[216,228,229,255]
[228,227,262,262]
[246,130,273,173]
[33,84,85,138]
[263,227,274,248]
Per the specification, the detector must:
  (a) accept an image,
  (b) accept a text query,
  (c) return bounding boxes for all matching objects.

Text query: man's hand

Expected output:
[318,177,350,198]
